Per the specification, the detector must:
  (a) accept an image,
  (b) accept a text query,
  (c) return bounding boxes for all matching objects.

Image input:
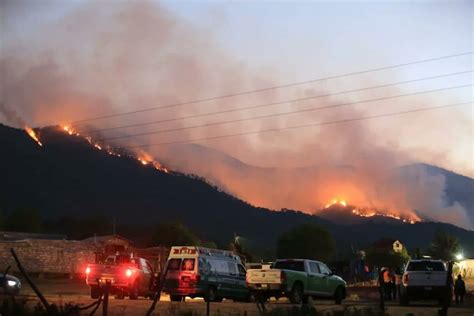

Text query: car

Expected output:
[246,259,347,304]
[85,253,156,299]
[0,273,21,295]
[161,246,250,302]
[400,259,450,305]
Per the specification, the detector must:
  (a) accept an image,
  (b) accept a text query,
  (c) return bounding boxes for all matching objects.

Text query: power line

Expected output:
[85,70,473,134]
[100,84,472,141]
[123,101,471,149]
[67,51,473,125]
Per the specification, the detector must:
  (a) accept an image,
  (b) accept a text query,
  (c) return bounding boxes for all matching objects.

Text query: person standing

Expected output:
[454,274,466,304]
[383,268,392,300]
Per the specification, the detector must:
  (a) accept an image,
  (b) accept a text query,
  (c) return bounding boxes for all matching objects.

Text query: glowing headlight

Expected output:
[7,280,17,287]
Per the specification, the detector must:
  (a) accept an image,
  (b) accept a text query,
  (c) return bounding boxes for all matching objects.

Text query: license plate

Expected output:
[261,284,267,288]
[424,287,432,290]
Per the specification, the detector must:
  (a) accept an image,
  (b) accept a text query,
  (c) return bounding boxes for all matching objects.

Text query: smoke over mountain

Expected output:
[1,1,472,229]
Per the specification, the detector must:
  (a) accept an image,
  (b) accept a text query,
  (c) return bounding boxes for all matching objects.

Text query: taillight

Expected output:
[280,271,287,283]
[85,267,91,274]
[126,268,133,277]
[402,273,409,285]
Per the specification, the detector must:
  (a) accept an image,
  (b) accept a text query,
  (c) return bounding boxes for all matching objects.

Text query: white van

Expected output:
[161,246,250,302]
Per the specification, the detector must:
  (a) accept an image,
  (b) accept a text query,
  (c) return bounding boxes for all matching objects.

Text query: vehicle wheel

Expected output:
[90,285,101,299]
[170,295,184,302]
[129,283,139,300]
[334,287,344,305]
[289,283,304,304]
[204,286,221,302]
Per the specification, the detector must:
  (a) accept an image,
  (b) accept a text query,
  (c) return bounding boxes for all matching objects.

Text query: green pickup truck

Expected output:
[246,259,346,304]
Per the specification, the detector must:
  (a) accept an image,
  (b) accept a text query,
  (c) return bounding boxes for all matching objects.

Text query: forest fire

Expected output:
[24,127,43,146]
[325,199,347,208]
[59,125,168,173]
[323,197,420,224]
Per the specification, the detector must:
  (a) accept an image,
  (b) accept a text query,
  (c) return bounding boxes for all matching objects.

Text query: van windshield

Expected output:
[274,260,305,272]
[406,261,445,272]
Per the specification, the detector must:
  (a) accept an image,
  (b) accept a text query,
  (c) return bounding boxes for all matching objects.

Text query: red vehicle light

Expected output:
[402,273,409,285]
[280,271,287,283]
[85,267,91,274]
[126,268,133,277]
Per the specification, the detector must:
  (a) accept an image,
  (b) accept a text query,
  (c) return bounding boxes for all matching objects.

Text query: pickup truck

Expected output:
[246,259,346,304]
[400,259,451,305]
[85,254,156,299]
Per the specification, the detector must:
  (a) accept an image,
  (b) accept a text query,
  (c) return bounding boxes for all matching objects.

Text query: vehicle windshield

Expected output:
[406,261,446,272]
[274,260,305,272]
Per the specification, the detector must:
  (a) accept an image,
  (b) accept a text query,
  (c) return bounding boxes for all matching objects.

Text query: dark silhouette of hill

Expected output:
[1,124,473,257]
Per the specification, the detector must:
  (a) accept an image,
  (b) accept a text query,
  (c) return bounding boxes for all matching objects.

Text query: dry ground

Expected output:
[6,277,474,316]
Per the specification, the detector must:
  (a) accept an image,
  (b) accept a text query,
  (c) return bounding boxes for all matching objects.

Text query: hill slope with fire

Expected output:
[1,123,473,257]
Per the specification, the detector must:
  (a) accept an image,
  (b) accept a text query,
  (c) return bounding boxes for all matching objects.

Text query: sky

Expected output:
[1,0,473,227]
[1,0,472,175]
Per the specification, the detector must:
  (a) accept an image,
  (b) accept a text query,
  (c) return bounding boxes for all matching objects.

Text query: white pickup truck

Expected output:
[400,259,451,305]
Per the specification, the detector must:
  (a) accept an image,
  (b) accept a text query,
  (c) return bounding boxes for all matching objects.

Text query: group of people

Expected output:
[378,267,467,304]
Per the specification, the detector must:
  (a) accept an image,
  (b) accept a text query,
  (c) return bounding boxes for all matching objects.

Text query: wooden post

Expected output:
[102,280,111,316]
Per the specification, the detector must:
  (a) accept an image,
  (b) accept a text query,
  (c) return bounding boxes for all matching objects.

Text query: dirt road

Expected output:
[11,278,474,316]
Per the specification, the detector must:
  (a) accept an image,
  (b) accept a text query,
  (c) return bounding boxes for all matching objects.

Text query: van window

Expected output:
[274,260,305,272]
[167,259,181,271]
[227,262,238,275]
[209,259,230,274]
[406,261,446,272]
[182,259,195,271]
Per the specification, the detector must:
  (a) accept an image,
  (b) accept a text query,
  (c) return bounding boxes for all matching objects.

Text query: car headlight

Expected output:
[7,280,17,287]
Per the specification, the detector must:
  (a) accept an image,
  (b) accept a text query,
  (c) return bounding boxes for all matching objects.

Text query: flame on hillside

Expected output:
[323,197,420,224]
[60,125,169,173]
[24,127,43,146]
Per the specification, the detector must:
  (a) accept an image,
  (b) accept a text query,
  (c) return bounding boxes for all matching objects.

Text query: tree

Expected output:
[366,246,410,270]
[429,230,460,261]
[276,224,335,261]
[5,208,42,233]
[151,221,200,247]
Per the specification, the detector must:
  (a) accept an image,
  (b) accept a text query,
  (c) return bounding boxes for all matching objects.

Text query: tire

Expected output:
[334,287,344,305]
[129,283,139,300]
[289,283,304,305]
[204,286,221,302]
[170,295,183,302]
[90,285,101,299]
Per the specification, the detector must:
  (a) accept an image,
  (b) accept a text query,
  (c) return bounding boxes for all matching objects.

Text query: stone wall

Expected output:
[0,239,97,274]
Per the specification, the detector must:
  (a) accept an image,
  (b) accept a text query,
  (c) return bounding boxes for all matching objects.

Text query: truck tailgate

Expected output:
[247,269,281,284]
[406,271,447,286]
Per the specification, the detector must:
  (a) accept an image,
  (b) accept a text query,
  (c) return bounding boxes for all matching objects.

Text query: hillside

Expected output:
[1,124,473,257]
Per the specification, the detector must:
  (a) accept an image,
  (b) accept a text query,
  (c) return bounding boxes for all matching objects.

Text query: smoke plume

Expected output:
[1,0,472,229]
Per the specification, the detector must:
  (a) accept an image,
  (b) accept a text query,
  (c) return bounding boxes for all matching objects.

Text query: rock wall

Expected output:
[0,239,97,274]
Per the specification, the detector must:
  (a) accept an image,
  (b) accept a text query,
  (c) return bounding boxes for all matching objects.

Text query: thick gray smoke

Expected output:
[1,1,471,229]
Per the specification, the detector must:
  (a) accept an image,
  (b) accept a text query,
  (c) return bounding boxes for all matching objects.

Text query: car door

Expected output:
[317,262,334,296]
[307,261,325,296]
